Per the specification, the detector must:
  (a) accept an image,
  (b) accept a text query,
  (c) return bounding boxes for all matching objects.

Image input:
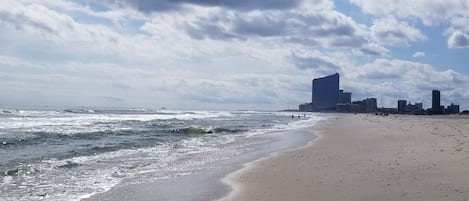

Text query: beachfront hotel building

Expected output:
[364,98,378,113]
[398,100,407,114]
[447,103,460,114]
[312,73,339,111]
[338,90,352,104]
[432,90,441,114]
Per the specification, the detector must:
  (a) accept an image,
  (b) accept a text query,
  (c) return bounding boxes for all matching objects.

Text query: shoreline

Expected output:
[219,114,469,201]
[84,115,331,201]
[219,119,328,201]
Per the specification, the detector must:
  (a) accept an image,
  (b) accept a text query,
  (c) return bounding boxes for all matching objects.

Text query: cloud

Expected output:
[351,0,469,48]
[354,59,406,80]
[291,53,344,76]
[179,80,276,105]
[448,31,469,48]
[350,0,469,24]
[107,0,302,12]
[102,96,125,102]
[185,20,242,40]
[232,14,289,37]
[0,1,126,55]
[412,51,426,58]
[354,59,467,84]
[346,58,468,108]
[357,43,389,56]
[0,0,467,111]
[371,17,426,46]
[179,4,373,52]
[0,55,33,66]
[164,73,317,108]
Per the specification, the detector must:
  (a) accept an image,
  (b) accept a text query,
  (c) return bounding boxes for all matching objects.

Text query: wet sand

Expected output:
[220,114,469,201]
[84,121,323,201]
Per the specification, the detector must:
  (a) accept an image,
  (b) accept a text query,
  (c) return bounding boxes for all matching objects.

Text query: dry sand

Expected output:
[220,114,469,201]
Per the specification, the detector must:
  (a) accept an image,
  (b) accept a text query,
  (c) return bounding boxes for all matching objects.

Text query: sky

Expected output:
[0,0,468,110]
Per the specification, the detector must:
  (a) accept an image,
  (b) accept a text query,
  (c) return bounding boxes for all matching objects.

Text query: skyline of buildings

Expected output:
[299,73,461,114]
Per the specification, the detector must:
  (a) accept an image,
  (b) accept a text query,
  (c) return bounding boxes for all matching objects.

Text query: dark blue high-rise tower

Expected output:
[312,73,339,111]
[432,90,441,114]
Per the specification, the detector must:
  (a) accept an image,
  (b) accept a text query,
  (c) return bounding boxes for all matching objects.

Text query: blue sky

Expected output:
[0,0,468,110]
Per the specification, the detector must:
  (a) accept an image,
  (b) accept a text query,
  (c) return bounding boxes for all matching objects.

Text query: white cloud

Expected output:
[350,0,469,24]
[355,43,389,56]
[371,17,426,46]
[175,3,374,50]
[448,31,469,48]
[0,55,33,66]
[0,0,467,110]
[0,54,316,109]
[412,51,426,58]
[344,59,469,108]
[351,0,469,48]
[0,1,129,55]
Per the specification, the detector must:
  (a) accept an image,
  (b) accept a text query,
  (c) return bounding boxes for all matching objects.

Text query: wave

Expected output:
[171,127,247,135]
[56,161,81,169]
[0,113,234,138]
[63,109,95,114]
[0,111,330,201]
[1,110,15,115]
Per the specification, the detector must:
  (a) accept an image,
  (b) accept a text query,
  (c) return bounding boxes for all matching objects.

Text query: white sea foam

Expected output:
[0,111,328,201]
[244,113,326,137]
[0,110,233,136]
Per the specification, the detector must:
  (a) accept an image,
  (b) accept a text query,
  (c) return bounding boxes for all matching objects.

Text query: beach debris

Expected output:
[5,168,19,176]
[57,161,81,169]
[37,192,48,197]
[112,171,125,178]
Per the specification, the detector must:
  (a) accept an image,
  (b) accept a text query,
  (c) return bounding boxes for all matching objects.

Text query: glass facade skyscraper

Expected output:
[432,90,441,114]
[398,100,407,114]
[312,73,339,111]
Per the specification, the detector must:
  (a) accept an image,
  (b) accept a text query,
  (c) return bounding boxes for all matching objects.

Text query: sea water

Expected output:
[0,109,328,201]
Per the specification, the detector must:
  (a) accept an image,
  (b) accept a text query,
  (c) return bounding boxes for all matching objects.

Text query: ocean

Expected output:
[0,109,328,201]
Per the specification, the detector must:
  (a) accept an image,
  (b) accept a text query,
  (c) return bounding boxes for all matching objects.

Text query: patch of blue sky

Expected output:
[333,0,372,26]
[65,8,146,35]
[118,19,147,35]
[334,0,469,74]
[389,25,469,74]
[71,0,110,12]
[70,11,114,26]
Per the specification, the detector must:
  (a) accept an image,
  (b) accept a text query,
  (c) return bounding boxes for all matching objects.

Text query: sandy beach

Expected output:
[221,114,469,201]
